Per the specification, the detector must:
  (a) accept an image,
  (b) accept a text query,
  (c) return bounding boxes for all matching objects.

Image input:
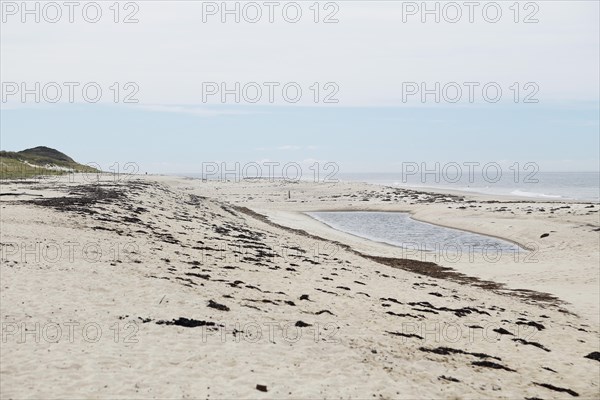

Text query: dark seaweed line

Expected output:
[232,205,567,309]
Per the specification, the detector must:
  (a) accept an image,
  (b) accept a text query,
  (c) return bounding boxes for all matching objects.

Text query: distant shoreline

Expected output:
[171,173,600,204]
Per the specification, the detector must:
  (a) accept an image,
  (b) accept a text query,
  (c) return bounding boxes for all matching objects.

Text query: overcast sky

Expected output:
[1,1,599,172]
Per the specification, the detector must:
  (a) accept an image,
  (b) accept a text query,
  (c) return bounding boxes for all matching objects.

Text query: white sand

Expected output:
[1,174,598,399]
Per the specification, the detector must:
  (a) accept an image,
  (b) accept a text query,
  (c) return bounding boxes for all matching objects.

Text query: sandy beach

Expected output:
[1,174,599,399]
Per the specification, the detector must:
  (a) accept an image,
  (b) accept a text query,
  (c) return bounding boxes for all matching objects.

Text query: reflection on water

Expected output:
[307,211,521,255]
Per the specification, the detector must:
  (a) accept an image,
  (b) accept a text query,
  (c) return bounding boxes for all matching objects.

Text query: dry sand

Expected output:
[1,174,598,399]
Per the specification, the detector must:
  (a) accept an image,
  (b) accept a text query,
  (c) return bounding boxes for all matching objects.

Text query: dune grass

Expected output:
[0,149,100,180]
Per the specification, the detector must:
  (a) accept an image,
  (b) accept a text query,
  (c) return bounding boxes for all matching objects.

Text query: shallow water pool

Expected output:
[307,211,521,256]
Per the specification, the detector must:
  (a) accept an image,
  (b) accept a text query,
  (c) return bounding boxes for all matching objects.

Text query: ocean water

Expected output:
[337,172,600,202]
[180,170,598,202]
[308,211,522,256]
